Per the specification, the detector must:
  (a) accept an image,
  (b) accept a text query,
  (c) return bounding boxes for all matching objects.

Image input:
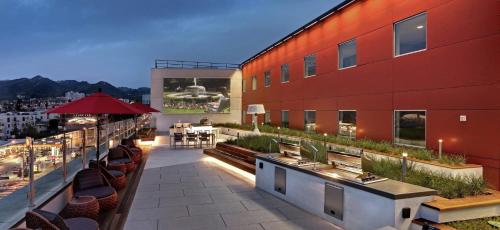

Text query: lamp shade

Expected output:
[247,104,266,114]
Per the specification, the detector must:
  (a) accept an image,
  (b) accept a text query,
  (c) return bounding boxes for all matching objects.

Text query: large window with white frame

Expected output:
[304,54,316,77]
[264,71,271,87]
[338,39,357,69]
[394,13,427,56]
[281,110,289,128]
[304,110,316,132]
[338,110,356,139]
[280,64,289,83]
[252,76,257,90]
[394,110,426,147]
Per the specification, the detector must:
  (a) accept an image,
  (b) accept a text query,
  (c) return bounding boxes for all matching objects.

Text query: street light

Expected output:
[438,139,443,159]
[401,152,408,182]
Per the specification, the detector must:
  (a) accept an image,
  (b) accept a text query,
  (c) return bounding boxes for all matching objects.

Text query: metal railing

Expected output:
[154,59,240,70]
[0,115,151,229]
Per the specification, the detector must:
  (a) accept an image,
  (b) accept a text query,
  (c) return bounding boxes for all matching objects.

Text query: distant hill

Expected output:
[0,76,150,101]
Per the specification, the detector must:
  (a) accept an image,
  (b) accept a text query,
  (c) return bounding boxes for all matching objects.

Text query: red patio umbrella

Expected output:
[130,102,159,113]
[47,92,143,161]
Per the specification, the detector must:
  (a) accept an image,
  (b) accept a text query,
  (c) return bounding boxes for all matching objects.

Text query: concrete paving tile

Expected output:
[188,201,247,216]
[226,225,265,230]
[124,219,157,230]
[260,217,341,230]
[160,181,205,190]
[240,198,291,211]
[221,209,287,227]
[183,186,233,196]
[227,184,256,193]
[134,189,185,200]
[131,197,159,209]
[137,183,160,192]
[127,206,189,221]
[158,214,225,230]
[159,194,213,207]
[210,191,264,203]
[275,205,314,220]
[181,175,222,183]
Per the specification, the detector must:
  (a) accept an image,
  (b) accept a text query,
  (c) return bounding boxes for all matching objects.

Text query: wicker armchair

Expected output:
[107,147,135,173]
[25,209,98,230]
[72,168,118,211]
[117,145,142,164]
[97,164,127,191]
[121,138,143,155]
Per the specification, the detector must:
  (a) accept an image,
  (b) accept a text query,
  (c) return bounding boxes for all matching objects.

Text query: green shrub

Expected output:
[226,135,280,153]
[214,123,466,165]
[366,158,487,199]
[448,216,500,230]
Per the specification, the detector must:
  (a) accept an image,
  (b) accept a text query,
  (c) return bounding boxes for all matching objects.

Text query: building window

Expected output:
[338,39,357,69]
[394,110,426,147]
[242,79,246,93]
[304,54,316,77]
[280,64,289,83]
[281,110,289,128]
[304,110,316,132]
[264,71,271,87]
[394,13,427,56]
[252,76,257,90]
[339,110,356,139]
[264,110,271,125]
[242,111,247,124]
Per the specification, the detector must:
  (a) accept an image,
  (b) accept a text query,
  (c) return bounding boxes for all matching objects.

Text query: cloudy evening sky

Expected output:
[0,0,340,88]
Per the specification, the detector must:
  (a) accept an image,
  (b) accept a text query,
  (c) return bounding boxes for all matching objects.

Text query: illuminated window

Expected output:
[394,110,426,147]
[281,110,289,128]
[304,54,316,77]
[338,110,356,139]
[281,64,289,83]
[394,13,427,56]
[264,71,271,87]
[304,110,316,132]
[265,110,271,125]
[338,39,356,69]
[252,76,257,90]
[242,79,246,93]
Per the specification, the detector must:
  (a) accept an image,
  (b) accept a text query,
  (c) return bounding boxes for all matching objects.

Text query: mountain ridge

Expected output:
[0,75,150,101]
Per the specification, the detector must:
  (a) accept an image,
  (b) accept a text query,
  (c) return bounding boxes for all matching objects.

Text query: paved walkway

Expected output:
[124,138,341,230]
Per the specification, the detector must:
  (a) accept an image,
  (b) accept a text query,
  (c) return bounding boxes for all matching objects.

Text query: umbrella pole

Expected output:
[134,115,138,138]
[96,115,100,162]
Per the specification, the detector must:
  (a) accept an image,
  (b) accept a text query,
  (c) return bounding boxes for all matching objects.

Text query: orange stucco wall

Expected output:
[241,0,500,188]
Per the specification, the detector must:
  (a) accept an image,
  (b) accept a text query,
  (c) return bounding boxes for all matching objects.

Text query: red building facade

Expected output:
[241,0,500,188]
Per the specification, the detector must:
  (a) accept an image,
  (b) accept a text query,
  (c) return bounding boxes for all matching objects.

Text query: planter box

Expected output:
[419,190,500,223]
[219,127,483,178]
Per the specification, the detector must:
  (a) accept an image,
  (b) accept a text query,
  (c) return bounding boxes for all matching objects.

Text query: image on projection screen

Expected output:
[163,77,231,114]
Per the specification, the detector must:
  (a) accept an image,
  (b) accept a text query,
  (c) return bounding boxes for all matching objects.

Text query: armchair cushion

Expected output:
[74,186,115,199]
[76,169,103,190]
[33,209,69,230]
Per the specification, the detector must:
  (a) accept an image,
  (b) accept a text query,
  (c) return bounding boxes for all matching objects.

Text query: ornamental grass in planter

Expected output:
[365,158,487,199]
[215,123,466,165]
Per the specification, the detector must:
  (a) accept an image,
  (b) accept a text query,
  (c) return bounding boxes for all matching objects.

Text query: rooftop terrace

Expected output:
[124,135,340,230]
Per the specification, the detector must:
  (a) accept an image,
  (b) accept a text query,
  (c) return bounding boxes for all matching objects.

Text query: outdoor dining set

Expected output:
[170,122,217,148]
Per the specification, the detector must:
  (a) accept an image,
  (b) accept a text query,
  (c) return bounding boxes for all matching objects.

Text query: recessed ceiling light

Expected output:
[416,25,424,29]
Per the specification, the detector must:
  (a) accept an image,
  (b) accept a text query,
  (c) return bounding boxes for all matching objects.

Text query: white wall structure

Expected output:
[150,67,242,132]
[0,111,59,138]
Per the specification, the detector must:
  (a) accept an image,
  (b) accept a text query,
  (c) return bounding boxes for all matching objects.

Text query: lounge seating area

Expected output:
[14,137,146,230]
